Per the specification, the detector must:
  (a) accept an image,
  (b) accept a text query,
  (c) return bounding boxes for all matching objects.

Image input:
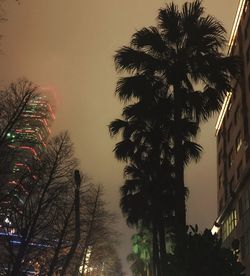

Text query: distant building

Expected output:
[0,92,55,221]
[213,0,250,274]
[0,91,55,274]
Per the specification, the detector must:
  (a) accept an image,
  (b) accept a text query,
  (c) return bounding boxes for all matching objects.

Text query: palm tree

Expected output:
[128,229,153,276]
[121,161,174,275]
[109,98,175,275]
[109,95,202,275]
[113,0,240,243]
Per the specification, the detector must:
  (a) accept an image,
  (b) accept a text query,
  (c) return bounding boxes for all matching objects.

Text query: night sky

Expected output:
[0,1,238,273]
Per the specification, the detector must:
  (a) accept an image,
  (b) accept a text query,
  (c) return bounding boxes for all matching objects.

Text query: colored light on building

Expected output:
[1,92,55,206]
[215,0,247,135]
[215,92,232,136]
[228,0,246,54]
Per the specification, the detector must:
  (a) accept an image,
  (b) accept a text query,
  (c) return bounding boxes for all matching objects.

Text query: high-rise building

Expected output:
[0,92,55,218]
[213,0,250,274]
[0,91,55,274]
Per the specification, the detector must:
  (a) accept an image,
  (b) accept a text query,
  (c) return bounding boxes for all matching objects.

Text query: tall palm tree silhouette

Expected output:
[110,89,201,274]
[110,0,240,275]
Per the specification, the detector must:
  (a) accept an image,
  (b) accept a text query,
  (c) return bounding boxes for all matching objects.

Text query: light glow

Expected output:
[215,0,247,135]
[19,146,38,157]
[4,217,12,225]
[215,92,232,136]
[48,103,56,120]
[211,223,220,235]
[228,0,246,54]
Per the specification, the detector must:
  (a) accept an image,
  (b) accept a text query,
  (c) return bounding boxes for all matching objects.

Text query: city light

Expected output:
[215,0,246,135]
[215,92,232,136]
[228,0,246,54]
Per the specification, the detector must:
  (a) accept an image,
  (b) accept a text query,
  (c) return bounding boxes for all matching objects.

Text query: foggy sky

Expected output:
[0,1,238,273]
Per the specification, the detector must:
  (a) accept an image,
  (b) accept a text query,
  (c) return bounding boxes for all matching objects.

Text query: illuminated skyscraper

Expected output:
[0,92,55,212]
[0,88,56,274]
[213,0,250,274]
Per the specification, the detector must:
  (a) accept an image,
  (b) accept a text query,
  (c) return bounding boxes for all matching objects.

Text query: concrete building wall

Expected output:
[215,1,250,275]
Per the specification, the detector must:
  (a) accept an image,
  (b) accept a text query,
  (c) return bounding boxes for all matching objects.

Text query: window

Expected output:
[217,131,221,144]
[219,174,222,188]
[237,161,243,180]
[227,101,232,118]
[241,235,246,259]
[234,106,240,124]
[228,124,232,142]
[243,188,250,212]
[219,198,223,212]
[241,229,250,259]
[218,150,222,165]
[229,149,233,168]
[239,189,250,218]
[229,210,237,232]
[232,81,238,100]
[229,177,234,194]
[246,229,250,256]
[236,132,242,152]
[247,45,250,64]
[245,15,250,40]
[244,1,249,15]
[239,197,243,219]
[222,209,237,241]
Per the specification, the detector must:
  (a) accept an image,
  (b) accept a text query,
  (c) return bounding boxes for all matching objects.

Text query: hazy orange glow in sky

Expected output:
[0,1,238,273]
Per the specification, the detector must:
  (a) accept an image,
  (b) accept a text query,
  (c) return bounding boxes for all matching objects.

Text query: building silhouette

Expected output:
[213,0,250,274]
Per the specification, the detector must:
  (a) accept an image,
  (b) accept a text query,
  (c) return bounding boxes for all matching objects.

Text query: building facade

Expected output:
[0,91,55,274]
[214,0,250,274]
[0,92,55,222]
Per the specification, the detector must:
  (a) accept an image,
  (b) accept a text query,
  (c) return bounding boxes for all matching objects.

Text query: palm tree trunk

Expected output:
[158,217,167,274]
[173,84,186,246]
[152,223,158,276]
[152,219,161,276]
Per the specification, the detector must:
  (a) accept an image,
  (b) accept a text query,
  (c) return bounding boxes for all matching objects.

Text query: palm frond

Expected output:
[120,192,151,226]
[180,119,200,138]
[216,55,241,77]
[113,139,135,161]
[201,86,224,119]
[158,2,181,43]
[116,75,151,102]
[131,27,166,55]
[197,15,226,48]
[109,119,128,137]
[121,179,144,195]
[182,0,204,24]
[186,91,208,122]
[182,141,202,165]
[122,102,149,121]
[114,46,159,73]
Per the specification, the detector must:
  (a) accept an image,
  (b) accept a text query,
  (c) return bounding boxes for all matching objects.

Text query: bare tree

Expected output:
[0,131,77,275]
[0,79,38,204]
[0,122,123,276]
[69,185,118,276]
[0,79,37,150]
[86,237,125,276]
